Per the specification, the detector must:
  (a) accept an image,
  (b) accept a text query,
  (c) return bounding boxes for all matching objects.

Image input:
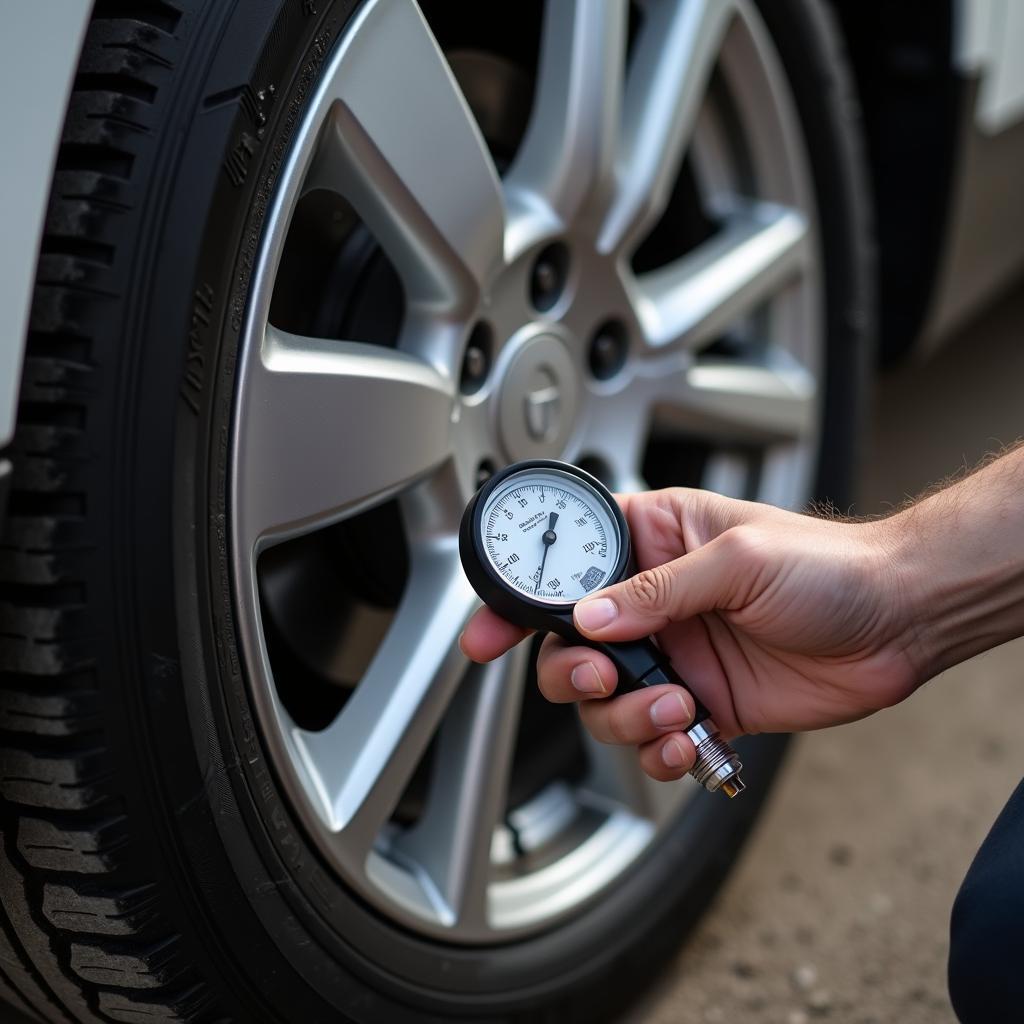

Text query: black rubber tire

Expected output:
[0,1,873,1022]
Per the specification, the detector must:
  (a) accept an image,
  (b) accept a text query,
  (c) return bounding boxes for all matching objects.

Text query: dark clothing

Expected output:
[949,777,1024,1022]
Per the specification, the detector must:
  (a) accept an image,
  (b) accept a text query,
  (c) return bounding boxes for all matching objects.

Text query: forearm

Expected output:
[888,445,1024,678]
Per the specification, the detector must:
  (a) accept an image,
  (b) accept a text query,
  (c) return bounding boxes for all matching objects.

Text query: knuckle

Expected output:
[537,635,564,665]
[719,525,748,554]
[536,678,557,703]
[535,664,555,696]
[606,705,632,745]
[536,664,562,700]
[626,565,674,612]
[638,746,670,781]
[577,700,605,737]
[540,681,573,705]
[720,525,764,564]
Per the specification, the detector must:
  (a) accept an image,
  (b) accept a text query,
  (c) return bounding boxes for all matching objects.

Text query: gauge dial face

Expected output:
[477,468,622,605]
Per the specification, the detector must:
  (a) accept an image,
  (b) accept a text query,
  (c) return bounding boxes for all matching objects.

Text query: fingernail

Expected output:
[650,692,692,728]
[662,738,687,769]
[570,661,606,695]
[575,597,617,631]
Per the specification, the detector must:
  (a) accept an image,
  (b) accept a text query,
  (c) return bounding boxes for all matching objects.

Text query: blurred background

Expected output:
[635,285,1024,1024]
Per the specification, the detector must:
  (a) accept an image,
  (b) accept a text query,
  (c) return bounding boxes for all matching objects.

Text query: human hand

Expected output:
[461,487,925,781]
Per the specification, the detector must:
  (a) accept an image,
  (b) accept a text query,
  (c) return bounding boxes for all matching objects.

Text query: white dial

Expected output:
[478,469,622,604]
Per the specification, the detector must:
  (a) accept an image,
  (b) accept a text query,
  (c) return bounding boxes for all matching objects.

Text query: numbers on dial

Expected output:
[480,471,619,604]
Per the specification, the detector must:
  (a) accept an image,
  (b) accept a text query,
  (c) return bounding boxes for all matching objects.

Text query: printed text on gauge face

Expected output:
[479,470,621,603]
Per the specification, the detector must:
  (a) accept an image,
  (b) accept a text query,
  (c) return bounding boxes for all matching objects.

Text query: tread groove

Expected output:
[23,333,94,365]
[55,144,135,181]
[39,236,116,268]
[74,73,158,103]
[100,41,174,70]
[92,0,183,35]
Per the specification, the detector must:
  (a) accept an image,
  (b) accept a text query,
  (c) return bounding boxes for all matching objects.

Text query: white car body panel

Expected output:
[957,0,1024,133]
[915,0,1024,353]
[0,0,92,454]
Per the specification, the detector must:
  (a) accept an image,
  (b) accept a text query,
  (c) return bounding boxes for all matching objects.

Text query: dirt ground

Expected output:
[630,286,1024,1024]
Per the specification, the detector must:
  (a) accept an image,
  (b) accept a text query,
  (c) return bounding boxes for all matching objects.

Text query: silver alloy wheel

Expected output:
[230,0,819,944]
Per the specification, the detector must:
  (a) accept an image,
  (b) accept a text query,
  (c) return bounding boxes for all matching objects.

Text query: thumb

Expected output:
[573,535,738,641]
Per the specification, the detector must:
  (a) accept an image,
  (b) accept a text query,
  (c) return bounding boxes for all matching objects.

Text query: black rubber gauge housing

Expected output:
[459,459,751,799]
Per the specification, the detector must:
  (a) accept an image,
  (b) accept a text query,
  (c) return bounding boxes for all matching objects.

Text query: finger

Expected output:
[578,684,695,745]
[572,531,740,642]
[638,731,697,782]
[623,487,749,568]
[459,606,530,663]
[618,489,690,568]
[536,634,618,703]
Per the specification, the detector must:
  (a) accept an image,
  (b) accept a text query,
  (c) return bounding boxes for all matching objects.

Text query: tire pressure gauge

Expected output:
[460,459,745,798]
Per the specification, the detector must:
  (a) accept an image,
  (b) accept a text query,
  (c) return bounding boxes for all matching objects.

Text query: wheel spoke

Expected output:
[630,201,809,354]
[579,732,692,826]
[647,346,817,443]
[702,450,756,500]
[392,643,529,928]
[574,393,649,494]
[503,0,627,253]
[293,545,477,858]
[302,0,505,310]
[599,0,737,254]
[234,325,453,551]
[581,337,815,460]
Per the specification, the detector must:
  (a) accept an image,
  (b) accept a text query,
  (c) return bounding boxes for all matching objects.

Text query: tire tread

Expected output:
[0,2,226,1020]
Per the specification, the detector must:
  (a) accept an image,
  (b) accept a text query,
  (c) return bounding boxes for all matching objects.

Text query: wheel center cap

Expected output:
[524,368,561,442]
[497,331,580,462]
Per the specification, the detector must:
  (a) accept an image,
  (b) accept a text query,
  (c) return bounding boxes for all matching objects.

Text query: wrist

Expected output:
[853,514,932,681]
[875,506,944,680]
[883,455,1024,680]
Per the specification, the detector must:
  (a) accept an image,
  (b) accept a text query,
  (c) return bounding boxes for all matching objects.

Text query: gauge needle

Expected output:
[535,513,559,593]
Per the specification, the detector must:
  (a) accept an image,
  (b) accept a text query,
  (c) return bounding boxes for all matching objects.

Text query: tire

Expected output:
[0,1,872,1022]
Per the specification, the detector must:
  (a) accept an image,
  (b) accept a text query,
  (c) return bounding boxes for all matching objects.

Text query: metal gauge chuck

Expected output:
[460,459,745,798]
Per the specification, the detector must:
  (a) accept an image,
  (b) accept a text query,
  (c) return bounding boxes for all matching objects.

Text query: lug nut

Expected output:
[476,460,496,487]
[460,322,493,394]
[577,455,612,486]
[530,242,569,312]
[463,345,487,381]
[533,260,559,295]
[588,320,628,380]
[592,333,619,370]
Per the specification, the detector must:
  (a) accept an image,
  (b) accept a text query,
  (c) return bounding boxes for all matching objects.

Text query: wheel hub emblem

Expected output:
[524,371,561,442]
[496,330,580,461]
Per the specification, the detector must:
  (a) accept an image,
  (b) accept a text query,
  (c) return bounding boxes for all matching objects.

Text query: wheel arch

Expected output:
[826,0,963,363]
